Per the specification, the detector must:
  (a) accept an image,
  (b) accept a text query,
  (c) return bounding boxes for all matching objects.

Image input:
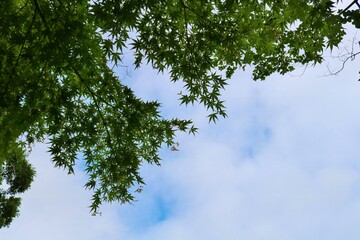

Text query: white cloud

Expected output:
[115,52,360,239]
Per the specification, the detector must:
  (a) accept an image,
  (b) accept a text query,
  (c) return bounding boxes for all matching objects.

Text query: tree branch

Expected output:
[71,67,114,149]
[326,51,360,75]
[339,0,360,15]
[33,0,48,28]
[5,5,37,98]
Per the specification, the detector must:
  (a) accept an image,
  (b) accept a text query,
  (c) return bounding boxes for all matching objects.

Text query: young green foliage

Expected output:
[0,0,358,227]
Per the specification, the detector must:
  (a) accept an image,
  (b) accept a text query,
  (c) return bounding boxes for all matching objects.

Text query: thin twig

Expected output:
[325,51,360,76]
[72,67,114,149]
[180,0,211,23]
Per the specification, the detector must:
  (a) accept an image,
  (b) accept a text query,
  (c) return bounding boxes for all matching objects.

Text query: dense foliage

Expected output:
[0,0,358,227]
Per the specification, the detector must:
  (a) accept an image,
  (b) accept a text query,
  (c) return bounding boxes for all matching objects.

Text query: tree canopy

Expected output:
[0,0,359,227]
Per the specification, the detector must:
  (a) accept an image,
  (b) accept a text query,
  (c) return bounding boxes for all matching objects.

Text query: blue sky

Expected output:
[1,16,360,240]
